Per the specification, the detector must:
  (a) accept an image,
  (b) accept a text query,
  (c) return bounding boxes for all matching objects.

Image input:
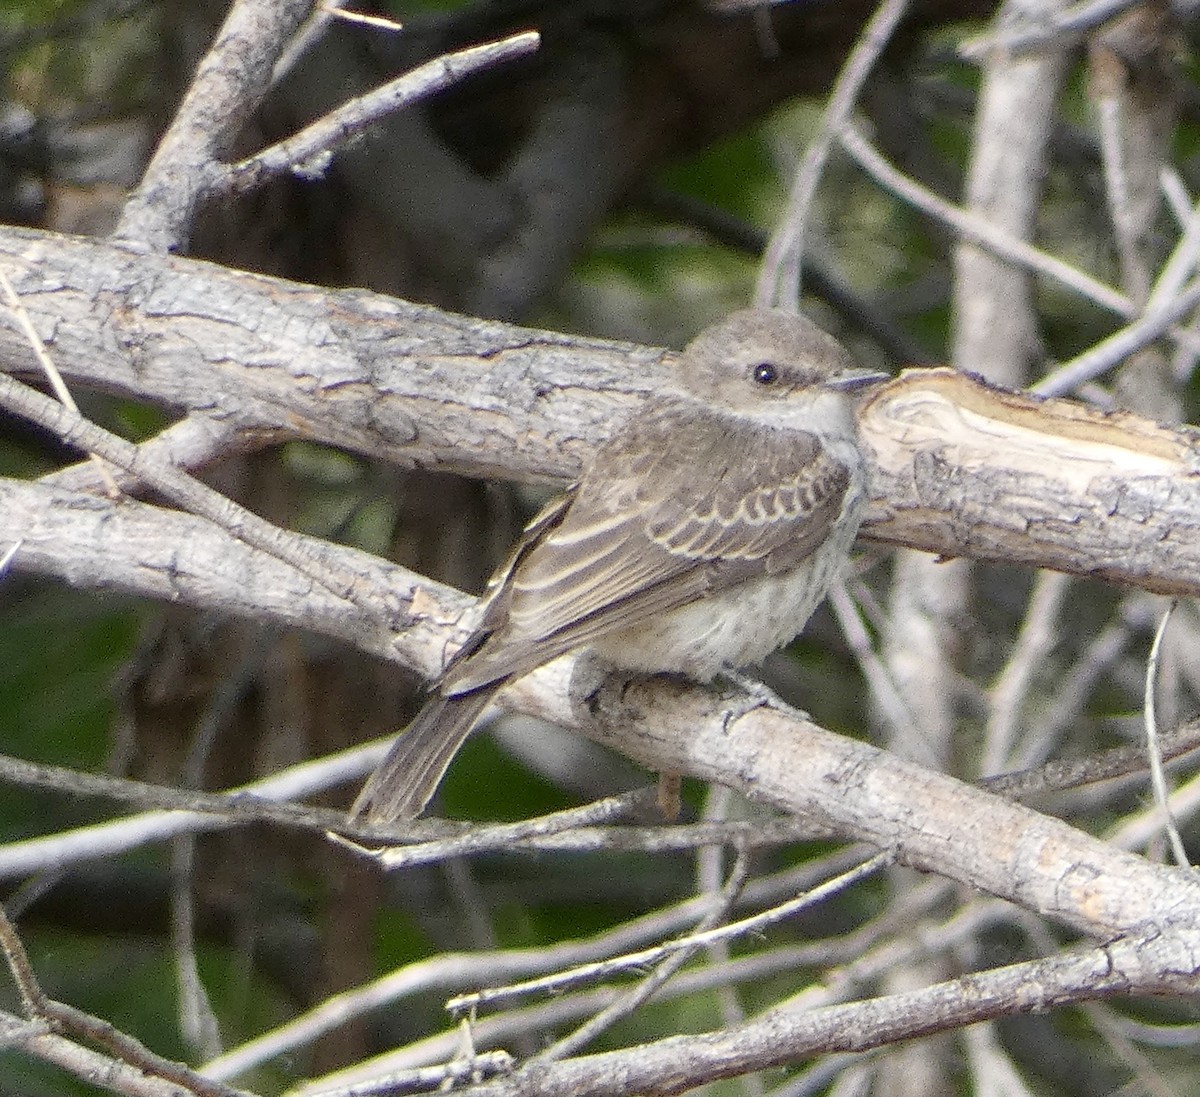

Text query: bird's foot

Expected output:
[717,667,811,719]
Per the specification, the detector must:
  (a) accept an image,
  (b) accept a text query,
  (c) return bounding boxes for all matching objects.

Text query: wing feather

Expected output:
[443,406,851,694]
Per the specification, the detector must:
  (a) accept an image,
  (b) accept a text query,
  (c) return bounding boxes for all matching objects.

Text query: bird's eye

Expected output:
[752,362,778,385]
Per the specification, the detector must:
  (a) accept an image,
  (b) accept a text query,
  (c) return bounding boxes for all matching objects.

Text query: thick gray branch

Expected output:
[1,225,1198,598]
[0,477,462,677]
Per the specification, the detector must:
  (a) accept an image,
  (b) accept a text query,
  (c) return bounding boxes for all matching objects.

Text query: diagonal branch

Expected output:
[293,927,1200,1097]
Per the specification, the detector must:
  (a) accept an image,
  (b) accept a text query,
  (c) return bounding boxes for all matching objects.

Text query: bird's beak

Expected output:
[827,368,890,393]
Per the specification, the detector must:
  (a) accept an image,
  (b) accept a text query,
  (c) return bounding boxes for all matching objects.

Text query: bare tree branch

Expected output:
[115,0,316,249]
[2,228,1198,605]
[224,32,541,197]
[0,904,255,1097]
[291,926,1200,1097]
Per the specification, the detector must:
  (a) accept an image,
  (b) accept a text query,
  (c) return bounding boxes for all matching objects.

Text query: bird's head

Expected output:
[678,308,885,432]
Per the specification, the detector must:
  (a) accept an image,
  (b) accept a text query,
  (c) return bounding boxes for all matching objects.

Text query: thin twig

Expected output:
[1154,171,1200,382]
[0,904,254,1097]
[756,0,912,309]
[1096,82,1150,303]
[273,0,350,81]
[0,751,372,832]
[172,832,222,1060]
[334,1050,516,1095]
[0,748,823,882]
[1161,167,1194,227]
[1026,613,1132,766]
[1032,277,1200,396]
[227,32,541,195]
[0,371,394,627]
[1148,181,1200,315]
[693,789,761,1097]
[0,267,120,495]
[355,789,661,867]
[829,582,915,740]
[321,4,403,32]
[0,539,20,577]
[0,269,81,415]
[982,571,1070,777]
[983,719,1200,800]
[1144,600,1190,868]
[1079,1001,1181,1097]
[839,123,1133,317]
[533,849,754,1062]
[964,1024,1041,1097]
[204,851,877,1082]
[0,742,390,881]
[446,852,892,1015]
[1107,765,1200,852]
[0,903,43,1012]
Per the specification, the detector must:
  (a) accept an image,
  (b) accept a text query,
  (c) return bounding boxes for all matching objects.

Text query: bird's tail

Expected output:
[350,683,501,825]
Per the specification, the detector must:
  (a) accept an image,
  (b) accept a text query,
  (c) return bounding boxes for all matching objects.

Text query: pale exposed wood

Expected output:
[859,369,1200,595]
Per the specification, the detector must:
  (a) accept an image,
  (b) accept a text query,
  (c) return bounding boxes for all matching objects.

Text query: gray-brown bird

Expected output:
[351,308,883,824]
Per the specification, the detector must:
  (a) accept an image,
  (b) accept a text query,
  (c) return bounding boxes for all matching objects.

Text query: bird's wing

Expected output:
[442,408,851,694]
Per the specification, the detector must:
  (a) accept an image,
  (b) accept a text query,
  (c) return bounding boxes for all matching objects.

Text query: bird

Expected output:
[351,308,884,825]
